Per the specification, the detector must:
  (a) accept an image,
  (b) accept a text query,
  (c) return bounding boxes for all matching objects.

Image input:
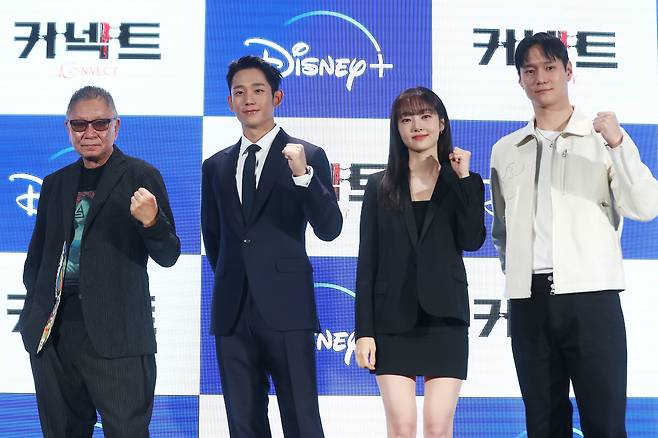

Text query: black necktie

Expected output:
[242,144,261,220]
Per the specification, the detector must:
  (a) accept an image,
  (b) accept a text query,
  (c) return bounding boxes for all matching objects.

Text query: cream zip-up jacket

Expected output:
[490,109,658,298]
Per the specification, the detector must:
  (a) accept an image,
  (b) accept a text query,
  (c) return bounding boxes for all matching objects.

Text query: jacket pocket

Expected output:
[599,199,615,226]
[451,265,468,285]
[275,257,313,273]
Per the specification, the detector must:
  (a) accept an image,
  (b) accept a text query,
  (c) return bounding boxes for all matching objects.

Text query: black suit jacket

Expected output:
[355,167,485,338]
[20,147,180,357]
[201,129,342,335]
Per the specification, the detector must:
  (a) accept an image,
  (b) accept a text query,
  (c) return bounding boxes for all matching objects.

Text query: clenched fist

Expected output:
[282,143,308,177]
[593,111,623,148]
[449,147,472,179]
[130,187,158,227]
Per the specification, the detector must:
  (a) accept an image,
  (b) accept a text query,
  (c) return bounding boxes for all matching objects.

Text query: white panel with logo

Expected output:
[431,0,658,124]
[0,253,36,393]
[0,0,206,116]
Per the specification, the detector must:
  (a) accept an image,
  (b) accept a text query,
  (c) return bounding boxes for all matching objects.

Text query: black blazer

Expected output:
[201,129,342,335]
[20,147,180,357]
[355,167,485,338]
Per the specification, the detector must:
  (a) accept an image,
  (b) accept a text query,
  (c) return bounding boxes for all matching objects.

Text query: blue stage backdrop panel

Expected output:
[204,0,432,118]
[0,394,199,437]
[0,115,201,254]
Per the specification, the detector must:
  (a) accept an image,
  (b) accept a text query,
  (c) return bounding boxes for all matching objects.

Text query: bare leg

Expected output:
[422,377,462,438]
[376,374,417,438]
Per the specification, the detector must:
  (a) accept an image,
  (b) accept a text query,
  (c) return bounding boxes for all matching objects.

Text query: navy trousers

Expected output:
[216,286,324,438]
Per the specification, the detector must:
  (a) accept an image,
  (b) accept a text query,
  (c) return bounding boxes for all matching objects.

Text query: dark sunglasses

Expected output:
[67,118,117,132]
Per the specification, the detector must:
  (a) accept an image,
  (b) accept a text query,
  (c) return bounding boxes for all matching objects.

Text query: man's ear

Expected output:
[565,61,573,81]
[227,95,235,113]
[113,118,121,140]
[273,89,283,107]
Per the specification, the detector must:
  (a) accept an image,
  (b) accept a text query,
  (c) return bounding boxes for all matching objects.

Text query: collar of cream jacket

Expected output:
[512,107,593,148]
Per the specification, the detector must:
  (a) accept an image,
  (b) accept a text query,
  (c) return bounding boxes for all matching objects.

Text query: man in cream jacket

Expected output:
[491,32,658,438]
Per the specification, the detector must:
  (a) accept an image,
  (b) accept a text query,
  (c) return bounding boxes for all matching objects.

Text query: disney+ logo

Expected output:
[245,11,393,91]
[8,174,42,217]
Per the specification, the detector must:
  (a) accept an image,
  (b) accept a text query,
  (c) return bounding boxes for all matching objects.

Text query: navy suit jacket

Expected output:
[201,129,342,335]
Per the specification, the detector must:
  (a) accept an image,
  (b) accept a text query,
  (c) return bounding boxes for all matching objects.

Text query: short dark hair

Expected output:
[380,87,453,210]
[66,85,117,116]
[514,32,569,75]
[226,55,283,96]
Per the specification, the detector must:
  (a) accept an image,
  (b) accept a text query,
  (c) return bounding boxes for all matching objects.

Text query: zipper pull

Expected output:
[562,149,568,158]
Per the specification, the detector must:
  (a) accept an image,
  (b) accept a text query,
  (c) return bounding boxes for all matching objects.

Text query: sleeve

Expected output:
[22,174,52,315]
[201,159,220,272]
[294,146,343,241]
[490,147,507,272]
[135,166,181,267]
[354,174,379,339]
[453,172,486,251]
[606,128,658,221]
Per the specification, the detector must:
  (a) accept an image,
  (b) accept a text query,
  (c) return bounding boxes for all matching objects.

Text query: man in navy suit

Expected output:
[201,55,342,437]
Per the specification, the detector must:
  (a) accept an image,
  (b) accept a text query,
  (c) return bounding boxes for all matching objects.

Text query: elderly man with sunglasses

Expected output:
[19,85,180,437]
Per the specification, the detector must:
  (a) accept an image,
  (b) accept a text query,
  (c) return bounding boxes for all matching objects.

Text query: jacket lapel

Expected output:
[418,165,454,244]
[220,141,245,231]
[248,129,289,224]
[84,146,128,232]
[60,161,83,243]
[401,179,419,250]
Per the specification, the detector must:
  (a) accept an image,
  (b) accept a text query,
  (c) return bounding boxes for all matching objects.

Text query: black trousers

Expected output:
[216,286,324,438]
[29,293,156,438]
[510,273,627,438]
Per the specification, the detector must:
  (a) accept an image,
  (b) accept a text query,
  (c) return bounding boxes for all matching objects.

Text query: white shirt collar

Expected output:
[239,124,281,156]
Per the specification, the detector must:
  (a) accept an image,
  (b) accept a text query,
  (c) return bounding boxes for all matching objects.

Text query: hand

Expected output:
[449,147,471,178]
[593,111,623,148]
[130,187,158,227]
[355,337,376,370]
[282,143,308,177]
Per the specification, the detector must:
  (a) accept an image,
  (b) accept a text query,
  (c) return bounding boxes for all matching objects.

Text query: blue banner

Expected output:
[204,0,432,118]
[0,115,202,254]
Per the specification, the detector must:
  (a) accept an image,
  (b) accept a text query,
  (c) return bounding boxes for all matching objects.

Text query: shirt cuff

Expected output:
[292,166,313,187]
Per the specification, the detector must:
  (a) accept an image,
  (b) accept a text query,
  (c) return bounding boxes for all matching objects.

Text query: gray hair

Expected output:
[66,86,118,117]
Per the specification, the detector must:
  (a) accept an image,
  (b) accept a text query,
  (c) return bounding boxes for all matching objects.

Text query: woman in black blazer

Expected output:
[354,87,485,438]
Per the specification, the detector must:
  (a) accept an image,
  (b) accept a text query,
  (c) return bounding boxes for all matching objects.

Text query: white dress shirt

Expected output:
[235,125,313,203]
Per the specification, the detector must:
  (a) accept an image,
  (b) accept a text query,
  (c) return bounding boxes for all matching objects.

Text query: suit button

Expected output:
[77,293,82,299]
[242,239,252,244]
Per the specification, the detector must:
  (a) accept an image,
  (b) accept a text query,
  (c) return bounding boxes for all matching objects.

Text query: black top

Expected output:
[412,200,430,236]
[63,155,110,295]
